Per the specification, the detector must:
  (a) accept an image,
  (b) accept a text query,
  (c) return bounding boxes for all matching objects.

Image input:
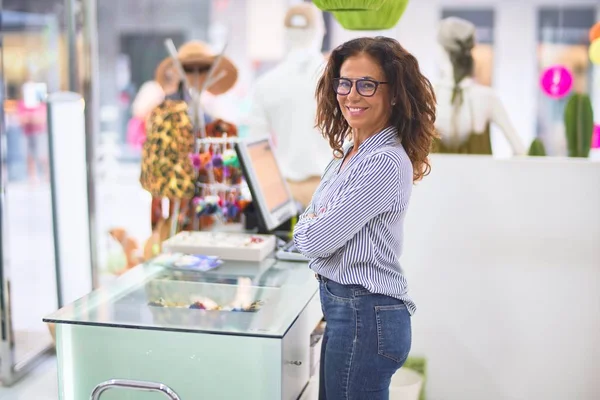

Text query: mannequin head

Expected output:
[283,3,325,52]
[437,17,476,85]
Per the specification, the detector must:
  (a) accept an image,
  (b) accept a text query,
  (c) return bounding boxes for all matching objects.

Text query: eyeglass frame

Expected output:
[332,77,389,97]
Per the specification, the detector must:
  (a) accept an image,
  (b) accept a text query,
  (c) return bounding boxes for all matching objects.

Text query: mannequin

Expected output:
[433,17,526,155]
[248,3,332,208]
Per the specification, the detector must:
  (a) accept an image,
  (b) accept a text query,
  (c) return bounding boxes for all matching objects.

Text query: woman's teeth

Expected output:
[347,107,366,116]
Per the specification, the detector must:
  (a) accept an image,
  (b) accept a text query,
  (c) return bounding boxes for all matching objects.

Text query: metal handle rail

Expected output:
[90,379,181,400]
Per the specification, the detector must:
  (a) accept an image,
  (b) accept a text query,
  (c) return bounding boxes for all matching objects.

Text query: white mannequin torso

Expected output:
[248,48,332,181]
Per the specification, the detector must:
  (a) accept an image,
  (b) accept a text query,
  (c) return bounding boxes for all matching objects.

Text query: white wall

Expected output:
[402,155,600,400]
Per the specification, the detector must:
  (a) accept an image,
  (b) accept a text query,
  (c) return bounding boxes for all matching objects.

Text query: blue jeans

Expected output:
[318,276,412,400]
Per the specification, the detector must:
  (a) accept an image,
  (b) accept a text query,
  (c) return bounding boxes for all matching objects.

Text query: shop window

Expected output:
[96,0,211,161]
[535,7,596,155]
[440,8,495,86]
[0,0,71,382]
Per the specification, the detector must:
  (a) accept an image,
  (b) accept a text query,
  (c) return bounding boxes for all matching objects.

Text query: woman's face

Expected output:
[337,53,391,135]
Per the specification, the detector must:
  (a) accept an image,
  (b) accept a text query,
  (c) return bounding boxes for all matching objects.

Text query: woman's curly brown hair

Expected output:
[315,36,437,182]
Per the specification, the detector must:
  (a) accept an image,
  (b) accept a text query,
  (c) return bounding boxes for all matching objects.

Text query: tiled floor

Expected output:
[0,163,320,399]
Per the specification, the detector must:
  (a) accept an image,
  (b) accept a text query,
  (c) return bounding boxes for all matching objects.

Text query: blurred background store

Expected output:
[0,0,598,398]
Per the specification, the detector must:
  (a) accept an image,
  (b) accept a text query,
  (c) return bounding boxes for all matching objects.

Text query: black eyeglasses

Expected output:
[333,78,388,97]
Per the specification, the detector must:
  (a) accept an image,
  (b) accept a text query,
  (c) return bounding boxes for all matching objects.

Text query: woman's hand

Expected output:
[306,213,317,219]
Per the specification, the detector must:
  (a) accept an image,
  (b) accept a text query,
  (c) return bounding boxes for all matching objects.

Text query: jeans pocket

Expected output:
[322,280,353,301]
[375,304,411,363]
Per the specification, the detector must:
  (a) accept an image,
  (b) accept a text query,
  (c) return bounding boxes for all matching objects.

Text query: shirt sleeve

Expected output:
[298,156,338,219]
[293,153,403,259]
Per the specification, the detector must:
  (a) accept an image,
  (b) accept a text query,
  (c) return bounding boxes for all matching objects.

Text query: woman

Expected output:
[293,37,437,399]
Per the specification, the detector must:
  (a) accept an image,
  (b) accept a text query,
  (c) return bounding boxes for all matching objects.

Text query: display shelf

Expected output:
[44,258,318,338]
[47,257,323,400]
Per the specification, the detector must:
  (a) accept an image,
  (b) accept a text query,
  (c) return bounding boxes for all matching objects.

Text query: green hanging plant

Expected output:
[564,93,594,158]
[528,138,546,156]
[333,0,409,30]
[312,0,387,11]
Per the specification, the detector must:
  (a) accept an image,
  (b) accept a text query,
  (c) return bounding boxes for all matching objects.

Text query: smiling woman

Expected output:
[316,36,437,180]
[293,36,437,400]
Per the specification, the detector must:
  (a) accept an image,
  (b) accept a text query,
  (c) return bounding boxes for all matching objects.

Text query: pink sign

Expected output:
[592,124,600,149]
[540,65,573,99]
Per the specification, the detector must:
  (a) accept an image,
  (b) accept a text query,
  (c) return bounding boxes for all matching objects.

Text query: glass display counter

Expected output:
[44,257,322,400]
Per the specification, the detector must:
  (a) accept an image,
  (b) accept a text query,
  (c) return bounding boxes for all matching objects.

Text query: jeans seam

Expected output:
[324,280,354,302]
[344,300,357,400]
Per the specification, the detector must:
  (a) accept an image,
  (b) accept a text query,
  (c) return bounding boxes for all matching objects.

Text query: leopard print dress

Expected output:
[140,99,196,199]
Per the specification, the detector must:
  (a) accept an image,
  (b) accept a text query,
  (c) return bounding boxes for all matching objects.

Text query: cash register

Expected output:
[235,136,309,262]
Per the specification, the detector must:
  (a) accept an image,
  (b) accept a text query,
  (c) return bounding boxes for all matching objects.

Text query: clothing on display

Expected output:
[141,40,241,236]
[433,78,494,154]
[141,95,198,233]
[248,3,331,207]
[433,122,492,154]
[140,99,196,199]
[433,17,526,155]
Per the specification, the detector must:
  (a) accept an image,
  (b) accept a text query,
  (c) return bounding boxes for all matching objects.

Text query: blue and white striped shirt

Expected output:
[293,126,416,314]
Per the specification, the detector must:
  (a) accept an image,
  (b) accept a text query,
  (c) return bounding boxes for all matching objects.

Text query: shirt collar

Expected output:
[346,125,399,155]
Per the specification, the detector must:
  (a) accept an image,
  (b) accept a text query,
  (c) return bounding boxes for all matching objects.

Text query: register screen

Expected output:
[247,140,291,212]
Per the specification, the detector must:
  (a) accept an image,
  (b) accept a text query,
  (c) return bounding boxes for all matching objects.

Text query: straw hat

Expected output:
[155,41,238,96]
[284,3,325,49]
[285,3,318,29]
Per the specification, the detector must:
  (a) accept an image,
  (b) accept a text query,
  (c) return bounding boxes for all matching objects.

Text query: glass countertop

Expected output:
[43,257,318,338]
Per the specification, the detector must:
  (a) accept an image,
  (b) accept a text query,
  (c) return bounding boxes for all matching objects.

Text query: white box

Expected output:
[161,231,277,262]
